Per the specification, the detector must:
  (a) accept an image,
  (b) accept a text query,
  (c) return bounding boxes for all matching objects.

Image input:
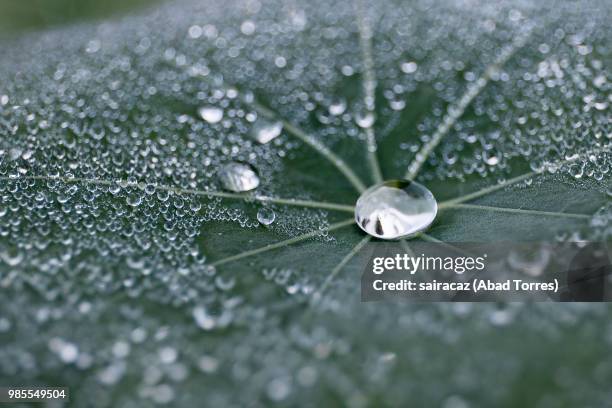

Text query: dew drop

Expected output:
[198,106,224,124]
[328,99,347,116]
[483,149,500,166]
[257,208,276,225]
[355,180,437,240]
[126,193,143,207]
[274,56,287,68]
[240,20,256,36]
[198,355,219,374]
[188,25,203,38]
[401,61,418,74]
[390,99,406,111]
[193,307,215,330]
[267,377,291,401]
[251,119,283,144]
[218,162,260,192]
[355,111,375,128]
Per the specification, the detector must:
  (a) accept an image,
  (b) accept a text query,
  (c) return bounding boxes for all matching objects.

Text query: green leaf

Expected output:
[0,0,610,406]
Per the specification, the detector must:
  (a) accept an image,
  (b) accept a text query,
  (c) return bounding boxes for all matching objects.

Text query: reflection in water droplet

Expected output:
[252,119,283,144]
[218,162,260,192]
[257,208,276,225]
[355,180,437,240]
[198,106,224,124]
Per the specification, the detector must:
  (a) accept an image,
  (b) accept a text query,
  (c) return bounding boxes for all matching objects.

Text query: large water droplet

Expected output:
[355,180,437,240]
[218,162,260,192]
[251,119,283,144]
[198,106,224,124]
[257,208,276,225]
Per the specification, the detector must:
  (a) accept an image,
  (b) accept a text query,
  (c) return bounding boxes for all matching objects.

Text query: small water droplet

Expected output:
[218,162,260,192]
[198,106,224,124]
[483,149,500,166]
[355,180,437,240]
[274,56,287,68]
[193,305,233,331]
[355,111,375,128]
[328,99,347,116]
[401,61,418,74]
[240,20,256,36]
[267,377,291,401]
[188,25,203,38]
[251,119,283,144]
[198,355,219,373]
[126,193,143,207]
[569,163,584,179]
[257,208,276,225]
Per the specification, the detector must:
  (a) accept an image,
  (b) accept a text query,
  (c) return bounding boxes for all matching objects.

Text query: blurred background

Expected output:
[0,0,610,406]
[0,0,159,37]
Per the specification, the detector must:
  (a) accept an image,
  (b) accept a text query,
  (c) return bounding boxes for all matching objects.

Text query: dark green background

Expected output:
[0,0,160,36]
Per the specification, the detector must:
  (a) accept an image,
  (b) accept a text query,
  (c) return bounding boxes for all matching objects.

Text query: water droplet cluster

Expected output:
[0,0,610,406]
